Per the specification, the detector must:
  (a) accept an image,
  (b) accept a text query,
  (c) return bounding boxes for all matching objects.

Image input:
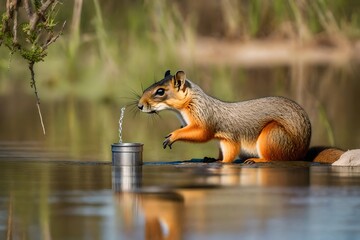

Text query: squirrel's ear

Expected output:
[164,70,171,78]
[174,70,186,91]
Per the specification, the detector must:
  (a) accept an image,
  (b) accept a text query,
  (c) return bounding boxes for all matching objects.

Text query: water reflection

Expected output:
[114,190,184,240]
[109,162,324,240]
[201,164,311,187]
[112,165,184,240]
[1,161,360,239]
[112,166,142,192]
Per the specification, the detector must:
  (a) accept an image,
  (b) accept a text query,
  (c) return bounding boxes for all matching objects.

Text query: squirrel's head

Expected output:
[138,70,191,113]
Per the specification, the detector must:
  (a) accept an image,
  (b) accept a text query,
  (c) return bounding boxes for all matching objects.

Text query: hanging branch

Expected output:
[29,61,46,134]
[0,0,66,135]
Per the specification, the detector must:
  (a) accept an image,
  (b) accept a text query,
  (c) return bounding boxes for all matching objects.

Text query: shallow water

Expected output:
[1,159,360,240]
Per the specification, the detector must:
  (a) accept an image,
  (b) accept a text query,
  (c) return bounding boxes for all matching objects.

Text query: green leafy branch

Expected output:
[0,0,66,135]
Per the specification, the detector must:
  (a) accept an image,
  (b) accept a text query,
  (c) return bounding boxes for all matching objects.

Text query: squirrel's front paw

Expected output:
[163,134,173,149]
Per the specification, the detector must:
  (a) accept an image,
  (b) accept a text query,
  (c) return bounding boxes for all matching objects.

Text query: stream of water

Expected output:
[118,107,126,143]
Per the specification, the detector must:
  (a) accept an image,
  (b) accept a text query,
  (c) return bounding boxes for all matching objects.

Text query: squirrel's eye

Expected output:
[155,88,165,96]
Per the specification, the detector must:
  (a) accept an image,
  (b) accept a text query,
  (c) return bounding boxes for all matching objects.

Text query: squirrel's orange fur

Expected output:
[138,70,343,163]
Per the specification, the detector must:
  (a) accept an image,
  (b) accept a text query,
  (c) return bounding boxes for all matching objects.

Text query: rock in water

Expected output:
[332,149,360,166]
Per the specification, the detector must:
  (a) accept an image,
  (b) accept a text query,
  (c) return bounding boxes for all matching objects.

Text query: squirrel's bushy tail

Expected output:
[305,146,344,163]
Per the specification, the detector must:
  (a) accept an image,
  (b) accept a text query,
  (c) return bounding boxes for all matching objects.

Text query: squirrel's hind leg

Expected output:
[256,121,298,161]
[219,140,241,163]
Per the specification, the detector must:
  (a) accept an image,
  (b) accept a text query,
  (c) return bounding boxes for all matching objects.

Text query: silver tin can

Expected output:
[111,143,143,166]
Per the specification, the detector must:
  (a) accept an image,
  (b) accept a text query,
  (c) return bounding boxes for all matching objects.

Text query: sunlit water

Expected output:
[0,160,360,239]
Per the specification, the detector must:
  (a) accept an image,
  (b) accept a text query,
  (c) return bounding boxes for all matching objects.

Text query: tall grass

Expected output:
[217,0,360,40]
[1,0,359,102]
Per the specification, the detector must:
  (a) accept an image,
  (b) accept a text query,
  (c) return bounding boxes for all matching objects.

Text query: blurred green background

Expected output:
[1,0,360,161]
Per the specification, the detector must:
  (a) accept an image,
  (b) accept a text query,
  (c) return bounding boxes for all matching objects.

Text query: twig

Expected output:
[23,0,33,17]
[29,61,46,135]
[2,0,11,35]
[12,0,19,47]
[29,0,56,32]
[5,0,11,17]
[43,20,66,50]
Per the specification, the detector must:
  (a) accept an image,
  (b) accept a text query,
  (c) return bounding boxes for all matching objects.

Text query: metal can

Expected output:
[111,143,143,166]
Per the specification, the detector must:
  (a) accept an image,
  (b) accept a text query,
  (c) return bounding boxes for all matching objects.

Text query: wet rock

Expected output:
[332,149,360,166]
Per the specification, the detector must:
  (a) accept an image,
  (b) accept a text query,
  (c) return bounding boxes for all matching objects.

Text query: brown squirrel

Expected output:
[138,70,344,164]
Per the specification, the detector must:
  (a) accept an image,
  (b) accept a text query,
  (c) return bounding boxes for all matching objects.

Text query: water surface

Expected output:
[1,160,360,240]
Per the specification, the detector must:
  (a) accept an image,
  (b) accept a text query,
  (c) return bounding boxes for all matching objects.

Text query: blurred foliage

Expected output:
[1,0,359,103]
[0,0,360,155]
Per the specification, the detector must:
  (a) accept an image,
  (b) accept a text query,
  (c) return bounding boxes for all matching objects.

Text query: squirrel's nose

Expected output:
[138,104,144,110]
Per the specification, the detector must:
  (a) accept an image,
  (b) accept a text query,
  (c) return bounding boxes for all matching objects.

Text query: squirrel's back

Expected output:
[189,81,311,141]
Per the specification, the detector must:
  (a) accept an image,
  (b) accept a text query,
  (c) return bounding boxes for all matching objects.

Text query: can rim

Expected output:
[112,142,143,147]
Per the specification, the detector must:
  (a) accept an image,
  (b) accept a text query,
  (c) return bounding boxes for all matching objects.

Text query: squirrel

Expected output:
[137,70,344,164]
